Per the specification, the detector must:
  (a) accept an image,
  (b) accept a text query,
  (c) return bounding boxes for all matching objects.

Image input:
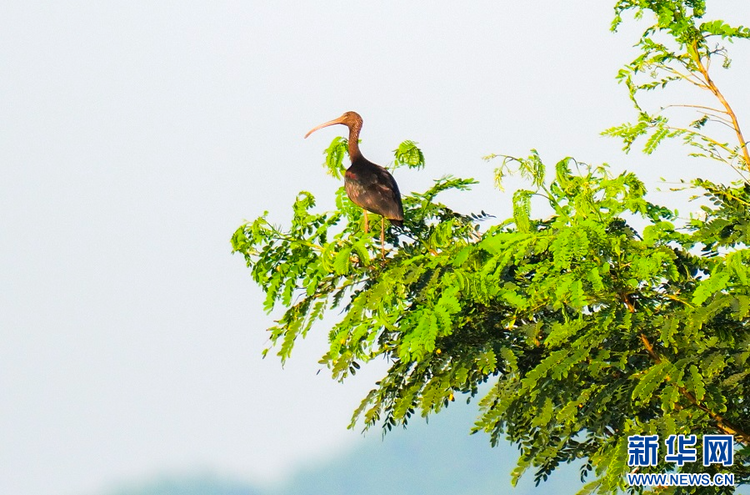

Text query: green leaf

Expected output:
[632,362,669,405]
[393,140,425,170]
[323,136,348,179]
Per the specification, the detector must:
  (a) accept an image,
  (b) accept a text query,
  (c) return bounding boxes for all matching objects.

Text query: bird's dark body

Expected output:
[345,158,404,227]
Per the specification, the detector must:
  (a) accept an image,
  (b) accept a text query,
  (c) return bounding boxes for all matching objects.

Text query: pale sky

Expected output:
[2,2,749,495]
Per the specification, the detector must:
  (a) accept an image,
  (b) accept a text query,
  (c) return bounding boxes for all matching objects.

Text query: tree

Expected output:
[232,1,750,493]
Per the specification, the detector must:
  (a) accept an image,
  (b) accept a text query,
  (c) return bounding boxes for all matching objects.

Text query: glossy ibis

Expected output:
[305,111,404,255]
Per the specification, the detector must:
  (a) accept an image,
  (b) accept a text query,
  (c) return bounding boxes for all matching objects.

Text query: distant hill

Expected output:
[266,402,582,495]
[94,403,585,495]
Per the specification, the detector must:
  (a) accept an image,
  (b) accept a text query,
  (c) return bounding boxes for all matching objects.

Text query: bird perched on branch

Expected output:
[305,111,404,255]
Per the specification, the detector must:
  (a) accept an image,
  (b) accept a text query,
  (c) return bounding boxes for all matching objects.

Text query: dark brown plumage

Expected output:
[305,111,404,234]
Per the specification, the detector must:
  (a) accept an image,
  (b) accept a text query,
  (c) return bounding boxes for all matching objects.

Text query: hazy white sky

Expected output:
[1,2,748,495]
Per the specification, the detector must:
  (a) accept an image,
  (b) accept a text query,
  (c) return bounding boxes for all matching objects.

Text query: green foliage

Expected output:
[233,2,750,494]
[322,136,348,179]
[393,140,425,171]
[235,148,750,493]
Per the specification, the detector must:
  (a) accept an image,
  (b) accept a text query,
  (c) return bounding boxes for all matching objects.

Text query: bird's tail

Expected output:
[389,219,403,228]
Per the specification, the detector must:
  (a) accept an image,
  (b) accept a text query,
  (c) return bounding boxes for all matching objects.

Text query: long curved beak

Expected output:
[304,116,346,139]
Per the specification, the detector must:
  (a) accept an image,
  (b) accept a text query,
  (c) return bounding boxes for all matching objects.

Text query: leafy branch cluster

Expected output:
[606,0,750,179]
[232,1,750,493]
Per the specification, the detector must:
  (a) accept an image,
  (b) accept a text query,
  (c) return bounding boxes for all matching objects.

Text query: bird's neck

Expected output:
[347,125,363,161]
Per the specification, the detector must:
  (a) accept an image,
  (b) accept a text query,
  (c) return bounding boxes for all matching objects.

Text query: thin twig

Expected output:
[663,103,728,115]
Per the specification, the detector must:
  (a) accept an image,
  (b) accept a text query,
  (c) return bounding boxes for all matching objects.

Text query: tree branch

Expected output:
[639,333,750,445]
[690,42,750,172]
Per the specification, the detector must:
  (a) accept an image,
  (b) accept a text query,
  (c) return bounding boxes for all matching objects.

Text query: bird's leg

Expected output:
[363,210,369,233]
[380,219,385,259]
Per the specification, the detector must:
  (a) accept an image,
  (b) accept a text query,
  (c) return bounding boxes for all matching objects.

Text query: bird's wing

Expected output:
[357,166,404,221]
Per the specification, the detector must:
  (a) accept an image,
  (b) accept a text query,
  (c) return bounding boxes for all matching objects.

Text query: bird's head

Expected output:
[304,111,363,138]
